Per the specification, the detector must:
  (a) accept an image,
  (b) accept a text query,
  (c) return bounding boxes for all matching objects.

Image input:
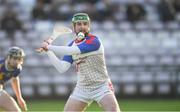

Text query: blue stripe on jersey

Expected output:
[62,55,73,64]
[77,36,100,53]
[62,41,73,64]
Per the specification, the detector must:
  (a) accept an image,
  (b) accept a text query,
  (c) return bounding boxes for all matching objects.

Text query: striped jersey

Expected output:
[0,59,21,84]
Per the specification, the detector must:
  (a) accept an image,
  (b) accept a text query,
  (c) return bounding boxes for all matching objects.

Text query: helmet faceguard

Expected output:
[7,47,25,59]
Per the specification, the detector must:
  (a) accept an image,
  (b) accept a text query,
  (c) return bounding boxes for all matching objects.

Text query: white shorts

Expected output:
[70,81,114,105]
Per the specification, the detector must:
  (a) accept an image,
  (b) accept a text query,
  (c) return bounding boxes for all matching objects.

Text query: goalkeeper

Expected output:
[40,13,120,112]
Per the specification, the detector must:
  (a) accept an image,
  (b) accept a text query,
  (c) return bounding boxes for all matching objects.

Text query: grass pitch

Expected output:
[27,99,180,111]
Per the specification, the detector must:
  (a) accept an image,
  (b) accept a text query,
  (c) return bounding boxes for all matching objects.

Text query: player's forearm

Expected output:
[47,45,81,55]
[47,51,71,73]
[11,77,23,99]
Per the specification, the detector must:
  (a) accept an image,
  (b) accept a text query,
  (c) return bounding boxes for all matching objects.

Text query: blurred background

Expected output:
[0,0,180,111]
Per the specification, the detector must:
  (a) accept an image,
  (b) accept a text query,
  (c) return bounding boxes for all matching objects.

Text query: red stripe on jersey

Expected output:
[85,36,95,44]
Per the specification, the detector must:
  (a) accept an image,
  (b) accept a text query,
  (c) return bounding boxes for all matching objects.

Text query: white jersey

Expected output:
[47,34,110,89]
[72,42,109,88]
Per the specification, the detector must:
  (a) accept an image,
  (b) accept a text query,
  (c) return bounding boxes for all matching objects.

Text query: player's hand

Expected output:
[36,37,53,53]
[36,42,49,53]
[41,41,49,51]
[17,97,28,111]
[41,37,54,50]
[36,47,46,53]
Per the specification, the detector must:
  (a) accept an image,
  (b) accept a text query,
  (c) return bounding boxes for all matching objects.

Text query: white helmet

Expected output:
[7,46,25,58]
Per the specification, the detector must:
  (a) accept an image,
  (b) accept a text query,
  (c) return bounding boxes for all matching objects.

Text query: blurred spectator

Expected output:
[31,0,48,20]
[110,3,122,22]
[49,2,73,21]
[57,3,73,21]
[0,0,8,4]
[0,8,23,45]
[172,0,180,13]
[157,0,176,22]
[95,0,115,22]
[172,0,180,21]
[48,3,61,21]
[37,0,51,4]
[70,0,102,22]
[71,0,99,4]
[126,3,146,23]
